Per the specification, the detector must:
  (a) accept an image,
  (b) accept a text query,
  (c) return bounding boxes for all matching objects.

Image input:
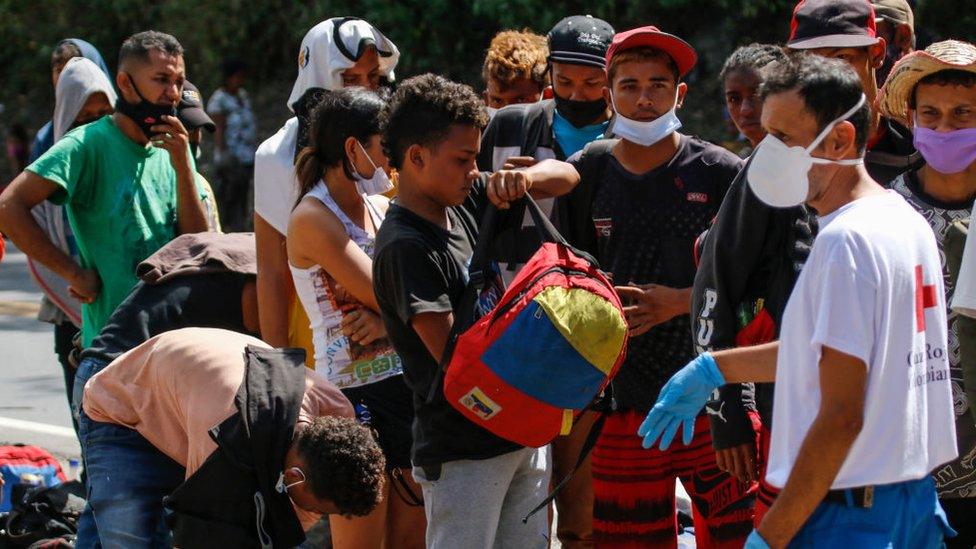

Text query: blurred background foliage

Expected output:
[1,0,973,180]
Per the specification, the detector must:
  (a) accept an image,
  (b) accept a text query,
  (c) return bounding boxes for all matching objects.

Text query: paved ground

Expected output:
[0,241,80,467]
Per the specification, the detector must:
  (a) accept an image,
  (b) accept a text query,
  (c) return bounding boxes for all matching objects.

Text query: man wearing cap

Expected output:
[787,0,921,185]
[254,17,399,362]
[177,80,222,232]
[0,30,209,349]
[559,26,752,546]
[879,40,976,548]
[871,0,915,84]
[476,15,614,548]
[478,15,614,174]
[641,52,957,548]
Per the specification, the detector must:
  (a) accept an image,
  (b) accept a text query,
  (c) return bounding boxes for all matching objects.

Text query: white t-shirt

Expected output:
[253,117,300,236]
[951,199,976,319]
[766,191,958,489]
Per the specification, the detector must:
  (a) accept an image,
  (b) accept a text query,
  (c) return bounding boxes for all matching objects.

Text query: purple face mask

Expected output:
[913,124,976,174]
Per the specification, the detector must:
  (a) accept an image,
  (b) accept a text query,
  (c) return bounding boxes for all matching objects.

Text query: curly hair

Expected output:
[719,43,787,83]
[295,416,385,517]
[383,73,488,170]
[482,29,550,89]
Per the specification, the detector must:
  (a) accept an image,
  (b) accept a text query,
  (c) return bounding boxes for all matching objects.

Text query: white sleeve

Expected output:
[253,120,299,235]
[809,258,877,367]
[952,218,976,318]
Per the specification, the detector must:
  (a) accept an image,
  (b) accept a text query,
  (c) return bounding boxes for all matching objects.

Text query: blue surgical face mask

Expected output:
[608,87,682,147]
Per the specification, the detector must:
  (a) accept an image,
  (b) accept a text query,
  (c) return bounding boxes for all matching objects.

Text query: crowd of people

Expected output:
[0,0,974,547]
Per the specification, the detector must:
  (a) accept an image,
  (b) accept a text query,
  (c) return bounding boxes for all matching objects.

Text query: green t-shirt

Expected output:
[27,116,199,346]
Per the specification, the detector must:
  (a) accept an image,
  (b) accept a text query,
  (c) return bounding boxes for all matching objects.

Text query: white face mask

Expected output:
[275,467,306,494]
[747,94,866,208]
[352,141,394,196]
[609,87,683,147]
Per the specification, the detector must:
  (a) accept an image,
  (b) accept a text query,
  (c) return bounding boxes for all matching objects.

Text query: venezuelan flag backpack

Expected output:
[429,196,628,449]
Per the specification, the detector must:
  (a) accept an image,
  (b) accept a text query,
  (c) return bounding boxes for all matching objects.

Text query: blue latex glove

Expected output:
[744,529,771,549]
[638,352,725,450]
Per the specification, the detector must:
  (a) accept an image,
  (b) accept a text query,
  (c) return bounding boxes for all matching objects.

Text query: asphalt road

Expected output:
[0,240,80,465]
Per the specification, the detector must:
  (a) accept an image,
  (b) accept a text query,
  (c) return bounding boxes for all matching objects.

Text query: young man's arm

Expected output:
[487,158,579,209]
[755,346,866,548]
[255,213,293,347]
[153,115,208,234]
[412,312,455,363]
[640,342,779,450]
[0,171,99,301]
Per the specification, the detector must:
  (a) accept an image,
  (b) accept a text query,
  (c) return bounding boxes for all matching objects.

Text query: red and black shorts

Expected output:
[592,411,756,548]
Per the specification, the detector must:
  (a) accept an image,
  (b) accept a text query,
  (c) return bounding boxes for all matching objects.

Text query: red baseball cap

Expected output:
[605,26,698,77]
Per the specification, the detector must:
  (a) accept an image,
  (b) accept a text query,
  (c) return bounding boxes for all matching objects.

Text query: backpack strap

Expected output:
[423,203,501,405]
[558,139,617,256]
[521,411,608,523]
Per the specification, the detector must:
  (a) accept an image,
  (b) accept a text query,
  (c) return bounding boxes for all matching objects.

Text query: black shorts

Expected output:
[342,375,414,471]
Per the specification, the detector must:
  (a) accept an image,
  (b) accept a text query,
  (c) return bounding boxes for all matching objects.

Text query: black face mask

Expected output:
[115,73,177,139]
[554,93,608,128]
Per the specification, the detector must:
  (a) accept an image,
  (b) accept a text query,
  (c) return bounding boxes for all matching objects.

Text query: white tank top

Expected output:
[289,181,402,389]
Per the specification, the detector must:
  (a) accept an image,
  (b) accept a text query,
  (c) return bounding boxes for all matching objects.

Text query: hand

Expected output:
[744,530,771,549]
[638,353,725,450]
[501,156,538,170]
[150,115,191,168]
[614,284,689,337]
[68,268,100,304]
[715,442,758,483]
[487,169,531,209]
[341,308,387,346]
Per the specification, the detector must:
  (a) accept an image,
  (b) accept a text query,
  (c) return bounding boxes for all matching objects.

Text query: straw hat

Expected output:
[878,40,976,124]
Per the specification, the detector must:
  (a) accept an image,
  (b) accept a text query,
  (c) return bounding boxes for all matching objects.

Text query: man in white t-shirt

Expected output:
[253,17,399,352]
[640,53,957,548]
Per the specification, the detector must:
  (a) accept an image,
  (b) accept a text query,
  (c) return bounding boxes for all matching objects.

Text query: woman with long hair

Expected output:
[287,88,424,549]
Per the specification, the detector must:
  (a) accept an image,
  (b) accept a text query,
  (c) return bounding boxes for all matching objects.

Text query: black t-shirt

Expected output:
[372,174,521,466]
[81,272,251,363]
[567,135,744,410]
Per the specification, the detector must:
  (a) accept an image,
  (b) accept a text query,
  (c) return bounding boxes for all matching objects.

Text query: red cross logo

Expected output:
[915,265,938,333]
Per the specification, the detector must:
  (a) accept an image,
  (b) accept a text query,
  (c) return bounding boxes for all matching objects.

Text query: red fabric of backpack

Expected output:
[431,197,628,448]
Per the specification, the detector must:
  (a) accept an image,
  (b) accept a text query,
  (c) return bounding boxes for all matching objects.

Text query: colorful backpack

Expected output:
[0,445,66,513]
[432,197,628,448]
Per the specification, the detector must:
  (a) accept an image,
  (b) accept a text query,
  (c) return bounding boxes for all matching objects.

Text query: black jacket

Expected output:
[866,117,922,186]
[691,161,817,448]
[163,346,308,548]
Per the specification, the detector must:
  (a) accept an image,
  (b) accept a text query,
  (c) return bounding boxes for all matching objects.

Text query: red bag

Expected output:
[433,197,628,447]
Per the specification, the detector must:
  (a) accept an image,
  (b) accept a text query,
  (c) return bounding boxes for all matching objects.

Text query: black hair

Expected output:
[607,47,680,84]
[909,69,976,108]
[52,40,82,70]
[222,56,247,81]
[118,30,183,69]
[719,43,787,83]
[761,52,870,152]
[294,416,385,517]
[294,87,388,203]
[383,73,488,170]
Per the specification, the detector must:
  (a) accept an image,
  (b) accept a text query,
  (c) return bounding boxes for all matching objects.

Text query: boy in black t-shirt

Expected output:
[372,74,579,548]
[559,27,754,546]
